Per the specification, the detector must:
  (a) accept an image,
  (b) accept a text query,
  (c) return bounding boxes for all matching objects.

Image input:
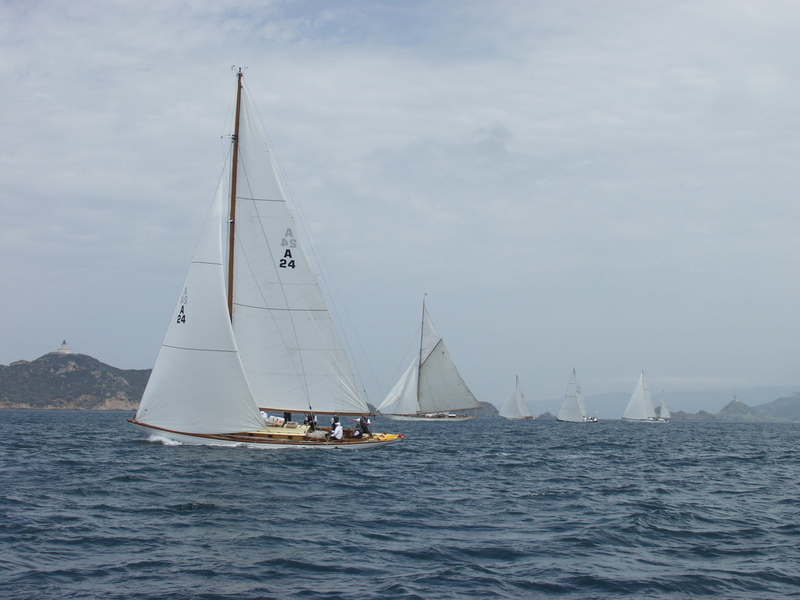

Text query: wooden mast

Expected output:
[227,68,243,318]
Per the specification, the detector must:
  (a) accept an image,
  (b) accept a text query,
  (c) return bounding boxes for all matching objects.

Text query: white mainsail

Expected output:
[622,370,657,421]
[377,303,481,416]
[229,89,368,416]
[557,368,589,422]
[135,183,265,434]
[499,375,533,420]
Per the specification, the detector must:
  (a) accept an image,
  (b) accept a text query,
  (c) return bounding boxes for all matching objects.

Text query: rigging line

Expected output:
[217,79,239,164]
[247,84,374,404]
[388,323,422,386]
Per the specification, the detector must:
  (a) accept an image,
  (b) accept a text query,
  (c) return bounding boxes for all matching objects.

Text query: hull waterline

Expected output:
[129,420,404,449]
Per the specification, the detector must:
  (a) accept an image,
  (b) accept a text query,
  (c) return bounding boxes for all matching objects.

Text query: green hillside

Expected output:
[0,350,150,410]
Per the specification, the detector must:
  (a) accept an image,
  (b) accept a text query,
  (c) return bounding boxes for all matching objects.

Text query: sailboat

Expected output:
[376,301,481,421]
[557,368,597,422]
[656,390,671,421]
[128,70,404,448]
[622,371,668,422]
[499,375,534,420]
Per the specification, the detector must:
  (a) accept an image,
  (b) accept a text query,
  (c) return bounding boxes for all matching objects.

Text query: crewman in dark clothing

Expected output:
[304,413,317,431]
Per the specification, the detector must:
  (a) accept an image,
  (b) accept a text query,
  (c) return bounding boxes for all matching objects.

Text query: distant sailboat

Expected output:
[377,301,481,421]
[656,390,672,421]
[499,376,534,420]
[557,368,597,422]
[622,371,668,422]
[128,70,404,448]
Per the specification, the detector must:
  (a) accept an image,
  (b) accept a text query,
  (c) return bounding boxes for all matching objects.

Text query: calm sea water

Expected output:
[1,410,799,600]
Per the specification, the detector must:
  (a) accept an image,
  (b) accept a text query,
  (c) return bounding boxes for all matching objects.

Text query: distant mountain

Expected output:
[751,392,800,421]
[716,395,763,421]
[668,394,800,422]
[0,348,150,410]
[477,401,499,417]
[669,410,718,421]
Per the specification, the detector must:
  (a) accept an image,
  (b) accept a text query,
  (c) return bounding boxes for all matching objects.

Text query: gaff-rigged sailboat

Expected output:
[622,370,668,423]
[128,71,403,448]
[376,301,481,421]
[499,376,534,420]
[557,368,597,422]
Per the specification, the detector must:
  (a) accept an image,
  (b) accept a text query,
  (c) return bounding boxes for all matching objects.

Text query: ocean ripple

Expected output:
[1,411,799,599]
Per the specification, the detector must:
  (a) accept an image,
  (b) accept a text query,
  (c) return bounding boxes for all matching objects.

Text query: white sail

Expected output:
[622,371,657,421]
[499,375,533,419]
[658,391,672,420]
[135,183,265,434]
[229,90,369,416]
[378,303,481,415]
[558,368,589,422]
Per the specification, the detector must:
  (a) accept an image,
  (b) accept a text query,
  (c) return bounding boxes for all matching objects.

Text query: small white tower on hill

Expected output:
[57,340,72,354]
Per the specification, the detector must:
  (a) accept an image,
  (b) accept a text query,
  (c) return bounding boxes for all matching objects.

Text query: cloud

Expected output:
[0,1,798,409]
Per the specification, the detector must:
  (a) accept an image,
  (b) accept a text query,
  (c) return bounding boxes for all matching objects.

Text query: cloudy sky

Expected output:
[1,1,798,414]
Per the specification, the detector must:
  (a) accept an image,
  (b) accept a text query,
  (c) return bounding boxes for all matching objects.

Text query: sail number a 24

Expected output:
[177,287,188,323]
[280,228,297,269]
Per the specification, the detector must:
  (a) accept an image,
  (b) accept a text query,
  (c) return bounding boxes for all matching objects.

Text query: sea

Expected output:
[1,410,799,600]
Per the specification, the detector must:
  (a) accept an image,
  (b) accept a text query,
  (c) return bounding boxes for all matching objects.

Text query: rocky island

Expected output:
[0,342,150,410]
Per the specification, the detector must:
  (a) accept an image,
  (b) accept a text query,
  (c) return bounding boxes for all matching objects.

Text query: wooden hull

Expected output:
[382,414,477,422]
[128,420,405,449]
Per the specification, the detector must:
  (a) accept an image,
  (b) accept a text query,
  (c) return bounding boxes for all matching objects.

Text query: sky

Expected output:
[1,0,798,416]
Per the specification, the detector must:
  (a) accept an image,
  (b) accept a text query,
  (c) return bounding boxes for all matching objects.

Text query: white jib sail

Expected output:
[376,360,420,415]
[622,371,657,420]
[558,368,588,422]
[499,375,532,419]
[135,182,265,434]
[229,89,369,416]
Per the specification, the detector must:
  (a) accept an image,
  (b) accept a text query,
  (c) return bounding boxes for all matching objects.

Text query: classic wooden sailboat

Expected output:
[128,70,403,448]
[376,301,481,421]
[622,370,668,422]
[557,368,597,422]
[499,375,534,420]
